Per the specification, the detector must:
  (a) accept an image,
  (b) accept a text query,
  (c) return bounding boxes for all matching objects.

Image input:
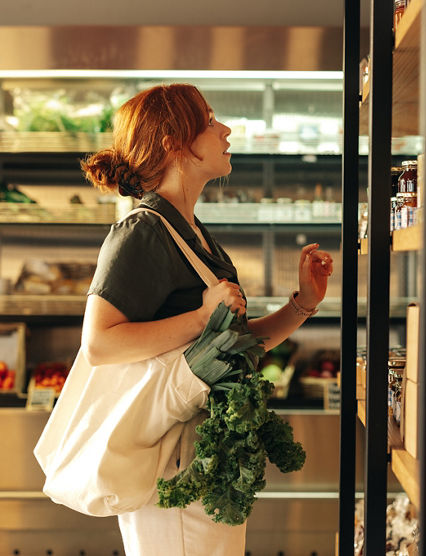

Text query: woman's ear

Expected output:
[161,135,174,153]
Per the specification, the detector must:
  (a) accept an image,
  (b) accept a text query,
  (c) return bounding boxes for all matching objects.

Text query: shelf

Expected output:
[359,238,368,254]
[357,400,366,426]
[391,449,420,508]
[0,130,345,157]
[360,0,423,137]
[392,225,422,251]
[358,407,419,508]
[358,226,421,254]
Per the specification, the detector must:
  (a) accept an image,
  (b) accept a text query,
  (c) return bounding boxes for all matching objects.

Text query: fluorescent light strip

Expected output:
[0,69,343,80]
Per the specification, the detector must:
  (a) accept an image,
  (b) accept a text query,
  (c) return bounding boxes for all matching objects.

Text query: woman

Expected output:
[81,83,333,556]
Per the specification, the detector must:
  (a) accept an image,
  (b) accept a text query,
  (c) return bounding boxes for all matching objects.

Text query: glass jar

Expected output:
[398,160,417,193]
[400,192,417,228]
[394,193,405,230]
[388,357,405,424]
[390,167,403,232]
[394,0,406,30]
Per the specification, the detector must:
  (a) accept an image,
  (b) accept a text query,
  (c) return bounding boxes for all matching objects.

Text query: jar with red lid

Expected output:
[398,160,417,193]
[394,0,406,30]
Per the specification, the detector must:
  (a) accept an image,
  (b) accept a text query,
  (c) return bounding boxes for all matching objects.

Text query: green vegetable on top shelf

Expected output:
[157,302,306,526]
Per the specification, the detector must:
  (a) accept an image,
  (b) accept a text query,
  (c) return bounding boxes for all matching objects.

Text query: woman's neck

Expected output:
[156,165,205,227]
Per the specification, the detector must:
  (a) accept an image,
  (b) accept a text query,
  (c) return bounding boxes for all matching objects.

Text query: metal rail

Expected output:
[364,0,393,553]
[338,1,360,553]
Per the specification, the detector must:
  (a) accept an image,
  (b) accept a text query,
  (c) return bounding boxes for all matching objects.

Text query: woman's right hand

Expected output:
[198,279,246,326]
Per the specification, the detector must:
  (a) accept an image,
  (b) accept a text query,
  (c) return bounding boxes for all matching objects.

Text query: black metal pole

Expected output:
[418,6,426,556]
[338,0,360,553]
[364,0,393,553]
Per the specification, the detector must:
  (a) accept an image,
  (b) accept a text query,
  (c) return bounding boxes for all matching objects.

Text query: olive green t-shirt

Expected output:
[88,192,240,322]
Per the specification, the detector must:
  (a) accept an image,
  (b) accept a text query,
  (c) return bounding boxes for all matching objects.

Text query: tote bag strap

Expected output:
[121,207,220,288]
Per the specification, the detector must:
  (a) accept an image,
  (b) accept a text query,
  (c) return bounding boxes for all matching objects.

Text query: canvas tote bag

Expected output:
[34,207,220,517]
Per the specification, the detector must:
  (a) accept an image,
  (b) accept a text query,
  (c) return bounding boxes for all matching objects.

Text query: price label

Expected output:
[26,388,55,412]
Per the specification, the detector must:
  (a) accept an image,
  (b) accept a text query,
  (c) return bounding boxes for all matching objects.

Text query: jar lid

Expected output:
[402,160,418,167]
[388,358,406,367]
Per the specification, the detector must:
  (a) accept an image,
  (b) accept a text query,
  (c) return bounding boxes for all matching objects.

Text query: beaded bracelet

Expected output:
[288,291,319,318]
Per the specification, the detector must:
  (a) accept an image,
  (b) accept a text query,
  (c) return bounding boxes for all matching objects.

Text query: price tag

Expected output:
[324,382,341,410]
[26,388,55,412]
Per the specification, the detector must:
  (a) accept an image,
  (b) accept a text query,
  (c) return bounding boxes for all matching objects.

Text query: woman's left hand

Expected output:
[296,243,333,310]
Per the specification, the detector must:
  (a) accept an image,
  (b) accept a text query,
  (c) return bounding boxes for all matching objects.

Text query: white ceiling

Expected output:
[1,0,371,27]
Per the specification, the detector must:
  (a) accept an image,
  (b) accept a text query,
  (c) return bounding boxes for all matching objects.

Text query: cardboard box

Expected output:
[406,303,420,383]
[404,378,419,459]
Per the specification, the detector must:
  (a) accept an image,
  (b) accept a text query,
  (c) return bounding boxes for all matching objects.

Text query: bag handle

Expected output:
[122,207,220,288]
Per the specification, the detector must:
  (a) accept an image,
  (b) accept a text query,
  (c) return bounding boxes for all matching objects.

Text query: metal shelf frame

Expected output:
[340,0,426,554]
[338,1,360,553]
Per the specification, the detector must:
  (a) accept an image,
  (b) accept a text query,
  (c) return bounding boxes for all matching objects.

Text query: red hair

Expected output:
[81,84,210,196]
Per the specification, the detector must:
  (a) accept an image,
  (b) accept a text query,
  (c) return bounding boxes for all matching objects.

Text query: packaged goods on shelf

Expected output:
[0,323,26,395]
[397,160,418,230]
[394,0,407,31]
[354,494,419,556]
[14,260,96,295]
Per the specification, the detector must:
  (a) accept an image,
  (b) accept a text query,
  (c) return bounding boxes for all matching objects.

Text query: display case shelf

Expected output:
[358,402,420,509]
[359,226,421,254]
[392,225,422,251]
[391,449,420,509]
[359,0,423,137]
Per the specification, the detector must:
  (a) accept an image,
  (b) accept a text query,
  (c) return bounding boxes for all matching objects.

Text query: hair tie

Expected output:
[115,163,144,199]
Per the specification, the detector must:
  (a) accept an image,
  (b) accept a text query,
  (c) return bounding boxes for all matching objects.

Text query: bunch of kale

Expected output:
[157,303,306,526]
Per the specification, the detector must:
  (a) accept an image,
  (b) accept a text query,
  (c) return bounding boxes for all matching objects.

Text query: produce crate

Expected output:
[0,322,26,395]
[299,376,339,400]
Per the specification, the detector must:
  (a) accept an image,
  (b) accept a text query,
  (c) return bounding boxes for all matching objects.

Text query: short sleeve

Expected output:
[88,217,174,322]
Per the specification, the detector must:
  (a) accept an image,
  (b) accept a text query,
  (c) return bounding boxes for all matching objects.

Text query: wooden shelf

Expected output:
[357,400,366,426]
[392,225,422,251]
[360,0,423,136]
[358,409,419,508]
[388,416,404,452]
[359,226,421,254]
[359,238,368,254]
[391,448,420,508]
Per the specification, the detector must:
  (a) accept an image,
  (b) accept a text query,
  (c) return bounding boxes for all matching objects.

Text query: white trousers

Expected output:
[118,500,247,556]
[118,414,246,555]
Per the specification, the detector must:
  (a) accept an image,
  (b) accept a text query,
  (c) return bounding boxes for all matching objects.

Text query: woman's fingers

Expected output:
[203,280,246,317]
[311,250,334,276]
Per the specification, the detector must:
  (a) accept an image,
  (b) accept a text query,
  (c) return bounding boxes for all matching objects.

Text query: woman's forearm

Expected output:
[247,302,309,352]
[82,308,205,366]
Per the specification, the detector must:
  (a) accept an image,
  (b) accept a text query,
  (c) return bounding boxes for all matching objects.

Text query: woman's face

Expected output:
[188,110,232,181]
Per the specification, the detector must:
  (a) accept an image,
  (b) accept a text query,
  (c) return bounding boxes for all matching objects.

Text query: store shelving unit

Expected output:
[360,0,423,138]
[339,0,425,553]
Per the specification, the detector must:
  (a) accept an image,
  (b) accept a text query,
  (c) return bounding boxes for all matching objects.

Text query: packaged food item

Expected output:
[396,161,418,228]
[394,0,406,31]
[399,160,417,194]
[388,357,405,424]
[390,167,403,232]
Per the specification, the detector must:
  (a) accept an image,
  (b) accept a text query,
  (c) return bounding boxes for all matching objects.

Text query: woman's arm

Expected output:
[81,279,246,366]
[247,243,333,352]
